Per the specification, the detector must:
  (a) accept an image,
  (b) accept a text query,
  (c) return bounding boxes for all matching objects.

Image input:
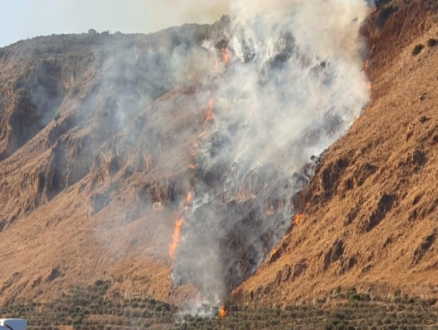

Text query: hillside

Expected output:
[0,0,437,318]
[0,24,221,305]
[233,0,438,306]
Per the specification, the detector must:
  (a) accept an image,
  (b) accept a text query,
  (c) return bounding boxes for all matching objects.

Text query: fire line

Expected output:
[168,50,228,263]
[169,219,183,259]
[219,306,226,319]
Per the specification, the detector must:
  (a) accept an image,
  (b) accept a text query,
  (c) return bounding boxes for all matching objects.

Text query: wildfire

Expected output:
[362,42,374,97]
[363,43,375,71]
[169,219,183,259]
[198,130,207,139]
[186,189,194,204]
[361,70,372,96]
[219,306,226,319]
[205,99,214,123]
[169,55,220,267]
[364,59,370,71]
[221,47,230,64]
[294,213,303,225]
[270,248,278,258]
[215,47,230,68]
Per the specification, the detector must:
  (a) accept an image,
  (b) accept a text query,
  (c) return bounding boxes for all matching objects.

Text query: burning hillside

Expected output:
[0,0,373,308]
[169,0,373,308]
[6,0,434,316]
[232,0,438,307]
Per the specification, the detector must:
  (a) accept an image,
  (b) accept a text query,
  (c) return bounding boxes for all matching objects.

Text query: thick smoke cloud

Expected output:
[171,0,373,307]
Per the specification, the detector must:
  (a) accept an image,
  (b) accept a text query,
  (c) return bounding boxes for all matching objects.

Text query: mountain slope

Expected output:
[233,0,438,306]
[0,25,217,305]
[1,0,438,310]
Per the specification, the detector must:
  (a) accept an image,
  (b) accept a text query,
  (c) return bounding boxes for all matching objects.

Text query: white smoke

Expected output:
[171,0,373,308]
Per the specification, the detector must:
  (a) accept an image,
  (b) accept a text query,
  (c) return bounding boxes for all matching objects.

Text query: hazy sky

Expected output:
[0,0,228,48]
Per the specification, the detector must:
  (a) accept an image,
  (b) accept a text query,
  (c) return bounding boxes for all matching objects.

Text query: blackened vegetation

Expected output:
[172,147,321,300]
[171,39,336,298]
[375,5,398,30]
[172,164,298,300]
[268,31,296,71]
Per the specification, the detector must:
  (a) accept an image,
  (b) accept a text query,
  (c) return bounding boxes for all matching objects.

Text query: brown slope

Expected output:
[233,0,438,306]
[0,27,214,305]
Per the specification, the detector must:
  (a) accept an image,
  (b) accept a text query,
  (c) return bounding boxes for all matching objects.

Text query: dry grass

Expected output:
[235,0,438,306]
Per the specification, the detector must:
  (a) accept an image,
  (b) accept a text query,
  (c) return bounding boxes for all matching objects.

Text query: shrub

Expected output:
[412,44,424,56]
[427,38,437,47]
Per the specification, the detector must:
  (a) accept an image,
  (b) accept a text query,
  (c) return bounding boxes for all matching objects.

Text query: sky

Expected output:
[0,0,228,48]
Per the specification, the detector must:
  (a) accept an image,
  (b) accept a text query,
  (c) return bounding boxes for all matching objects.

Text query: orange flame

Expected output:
[366,82,371,92]
[221,47,230,64]
[219,306,226,319]
[361,70,371,95]
[294,213,303,225]
[205,99,214,123]
[186,189,194,204]
[364,60,370,71]
[270,248,278,258]
[169,219,183,259]
[362,43,374,90]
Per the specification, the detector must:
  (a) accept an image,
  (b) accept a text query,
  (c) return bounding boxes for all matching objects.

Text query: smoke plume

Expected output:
[171,0,373,307]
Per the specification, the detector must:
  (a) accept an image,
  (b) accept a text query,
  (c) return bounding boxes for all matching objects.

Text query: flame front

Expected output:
[219,306,226,319]
[270,248,278,258]
[205,99,214,123]
[293,213,303,225]
[169,219,183,259]
[363,43,374,93]
[215,47,230,68]
[221,47,230,64]
[186,189,194,204]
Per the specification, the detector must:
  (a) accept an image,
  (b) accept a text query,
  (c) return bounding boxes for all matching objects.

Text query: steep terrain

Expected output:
[234,0,438,306]
[1,0,437,314]
[0,24,221,305]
